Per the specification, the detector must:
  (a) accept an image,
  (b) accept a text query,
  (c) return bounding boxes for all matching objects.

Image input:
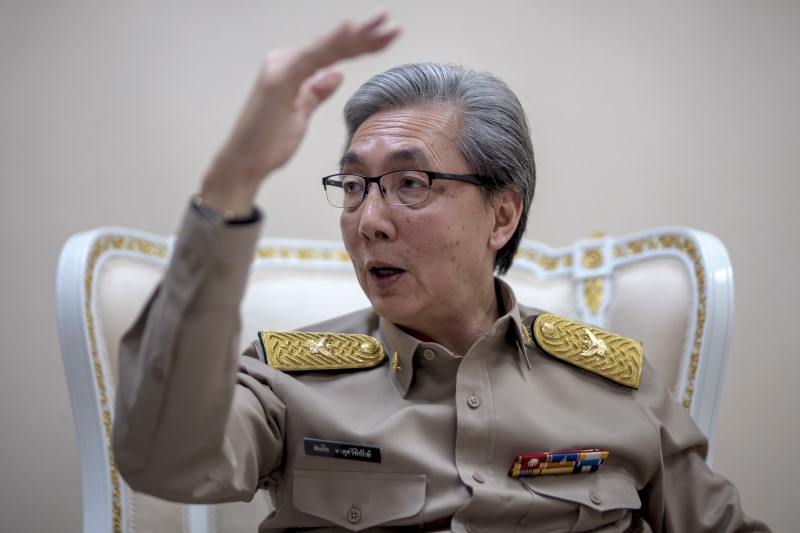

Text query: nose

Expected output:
[356,182,396,241]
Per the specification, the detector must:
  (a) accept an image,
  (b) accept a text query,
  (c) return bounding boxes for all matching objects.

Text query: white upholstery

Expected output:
[56,225,732,532]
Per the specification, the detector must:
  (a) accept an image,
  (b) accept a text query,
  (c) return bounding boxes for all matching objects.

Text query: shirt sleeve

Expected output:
[112,205,286,504]
[636,361,771,532]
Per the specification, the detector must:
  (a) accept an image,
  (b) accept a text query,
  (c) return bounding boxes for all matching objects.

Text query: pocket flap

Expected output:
[521,471,641,512]
[293,470,426,530]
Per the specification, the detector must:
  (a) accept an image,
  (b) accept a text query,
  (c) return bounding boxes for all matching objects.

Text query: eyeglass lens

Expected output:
[325,171,430,207]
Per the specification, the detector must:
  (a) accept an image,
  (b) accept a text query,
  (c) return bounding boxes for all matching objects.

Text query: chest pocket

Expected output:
[293,470,427,531]
[520,471,642,532]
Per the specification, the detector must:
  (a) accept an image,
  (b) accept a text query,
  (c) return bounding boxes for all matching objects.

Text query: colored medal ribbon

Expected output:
[508,448,609,477]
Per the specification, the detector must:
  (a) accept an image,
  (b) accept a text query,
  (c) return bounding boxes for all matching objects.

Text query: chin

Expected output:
[367,296,413,325]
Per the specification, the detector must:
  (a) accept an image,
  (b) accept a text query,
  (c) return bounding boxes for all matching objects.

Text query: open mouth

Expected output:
[370,266,405,279]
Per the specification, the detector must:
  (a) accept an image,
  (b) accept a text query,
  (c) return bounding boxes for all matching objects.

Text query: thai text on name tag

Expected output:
[304,438,382,463]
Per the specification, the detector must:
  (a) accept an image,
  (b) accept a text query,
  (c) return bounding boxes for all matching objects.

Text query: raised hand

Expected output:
[200,12,400,216]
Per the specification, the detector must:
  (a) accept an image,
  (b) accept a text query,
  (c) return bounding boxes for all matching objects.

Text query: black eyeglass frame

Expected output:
[321,170,494,208]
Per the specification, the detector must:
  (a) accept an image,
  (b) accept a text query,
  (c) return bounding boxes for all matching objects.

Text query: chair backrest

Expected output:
[56,225,732,532]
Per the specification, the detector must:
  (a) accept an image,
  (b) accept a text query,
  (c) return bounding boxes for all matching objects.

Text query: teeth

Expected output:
[373,267,401,276]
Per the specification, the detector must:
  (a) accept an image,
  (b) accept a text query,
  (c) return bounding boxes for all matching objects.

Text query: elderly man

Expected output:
[113,13,768,532]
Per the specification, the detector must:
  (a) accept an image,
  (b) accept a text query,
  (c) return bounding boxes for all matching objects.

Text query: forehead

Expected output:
[342,105,464,170]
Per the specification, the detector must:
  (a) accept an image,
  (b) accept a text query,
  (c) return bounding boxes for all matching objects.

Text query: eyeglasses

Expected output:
[321,170,492,208]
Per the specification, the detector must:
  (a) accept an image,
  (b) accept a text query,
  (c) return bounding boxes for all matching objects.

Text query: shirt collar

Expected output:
[380,278,533,398]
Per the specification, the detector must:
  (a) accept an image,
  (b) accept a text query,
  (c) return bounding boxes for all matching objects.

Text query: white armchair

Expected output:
[56,225,732,532]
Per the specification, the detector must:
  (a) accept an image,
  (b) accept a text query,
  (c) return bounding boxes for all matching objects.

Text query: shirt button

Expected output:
[179,248,200,273]
[346,507,361,523]
[472,472,485,483]
[215,261,231,278]
[467,394,481,408]
[422,348,435,360]
[151,358,165,381]
[590,491,602,505]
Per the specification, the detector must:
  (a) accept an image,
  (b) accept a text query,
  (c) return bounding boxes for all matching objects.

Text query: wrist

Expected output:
[191,195,260,224]
[200,151,265,214]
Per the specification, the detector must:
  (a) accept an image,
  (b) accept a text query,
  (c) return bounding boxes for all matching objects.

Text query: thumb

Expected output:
[297,67,344,116]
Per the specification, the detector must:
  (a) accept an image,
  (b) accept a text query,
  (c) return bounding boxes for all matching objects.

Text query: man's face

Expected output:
[339,105,506,337]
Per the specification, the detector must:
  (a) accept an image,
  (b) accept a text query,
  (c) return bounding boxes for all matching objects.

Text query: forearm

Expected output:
[636,363,770,532]
[112,204,270,502]
[661,451,771,532]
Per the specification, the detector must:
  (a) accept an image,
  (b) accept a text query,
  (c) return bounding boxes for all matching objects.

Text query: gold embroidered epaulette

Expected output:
[530,313,643,389]
[259,331,385,372]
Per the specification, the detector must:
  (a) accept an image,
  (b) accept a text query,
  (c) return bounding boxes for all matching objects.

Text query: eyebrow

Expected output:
[339,147,432,172]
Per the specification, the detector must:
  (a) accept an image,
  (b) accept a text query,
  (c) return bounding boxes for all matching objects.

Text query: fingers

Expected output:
[289,11,400,84]
[296,67,345,116]
[340,11,401,55]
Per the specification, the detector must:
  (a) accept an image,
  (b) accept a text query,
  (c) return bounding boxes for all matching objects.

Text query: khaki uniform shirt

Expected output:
[113,207,769,532]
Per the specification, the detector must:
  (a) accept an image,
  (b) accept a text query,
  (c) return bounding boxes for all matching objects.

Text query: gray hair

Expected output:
[343,62,535,275]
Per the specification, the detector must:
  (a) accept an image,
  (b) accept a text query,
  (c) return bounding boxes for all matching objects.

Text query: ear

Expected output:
[488,190,523,251]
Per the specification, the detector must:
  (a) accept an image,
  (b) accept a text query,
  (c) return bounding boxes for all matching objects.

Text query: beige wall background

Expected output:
[1,1,797,531]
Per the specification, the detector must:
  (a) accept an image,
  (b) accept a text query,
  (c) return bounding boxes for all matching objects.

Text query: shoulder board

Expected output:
[259,331,385,372]
[530,313,643,389]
